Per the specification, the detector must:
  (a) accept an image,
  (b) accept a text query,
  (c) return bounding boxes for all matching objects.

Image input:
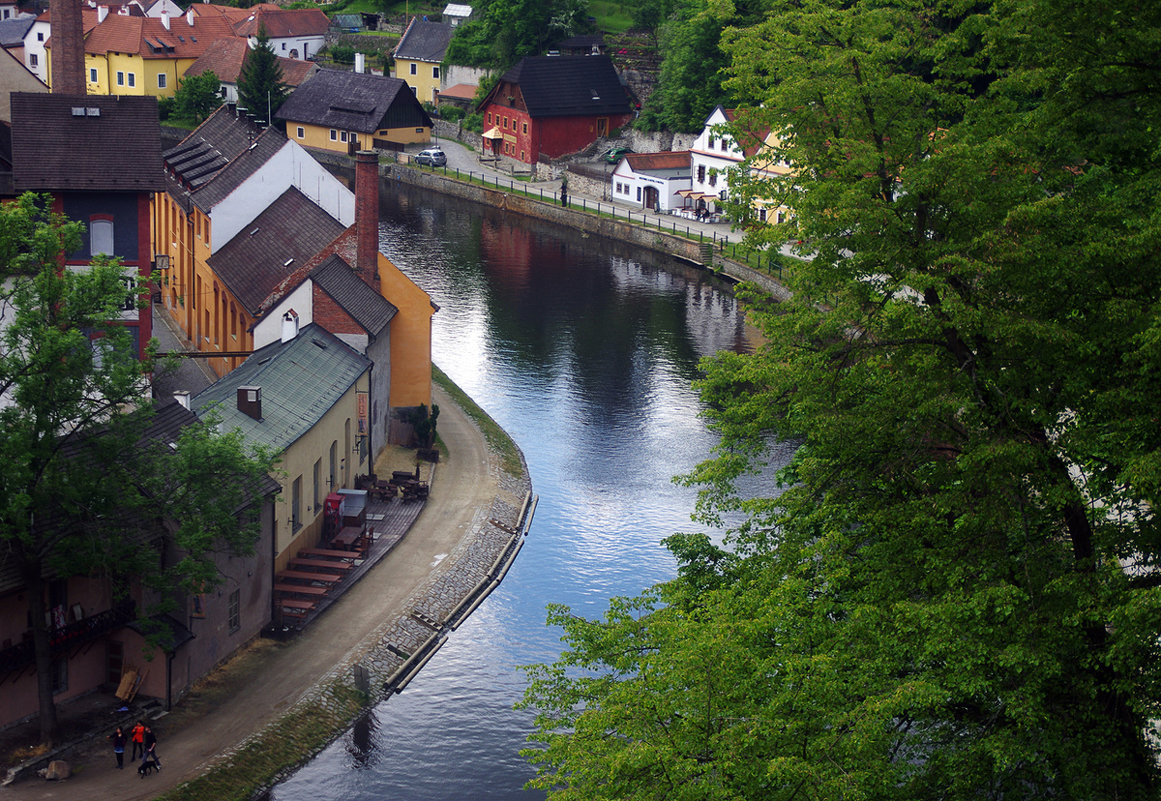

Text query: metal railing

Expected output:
[0,598,137,674]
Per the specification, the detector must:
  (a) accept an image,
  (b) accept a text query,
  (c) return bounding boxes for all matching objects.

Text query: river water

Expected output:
[270,185,788,800]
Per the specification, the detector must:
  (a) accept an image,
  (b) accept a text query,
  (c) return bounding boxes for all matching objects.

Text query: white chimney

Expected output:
[97,5,108,23]
[281,309,300,343]
[187,9,194,26]
[355,52,365,74]
[161,12,170,30]
[173,390,190,410]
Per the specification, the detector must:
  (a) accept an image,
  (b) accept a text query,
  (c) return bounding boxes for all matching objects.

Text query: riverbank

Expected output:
[309,143,794,303]
[0,369,532,801]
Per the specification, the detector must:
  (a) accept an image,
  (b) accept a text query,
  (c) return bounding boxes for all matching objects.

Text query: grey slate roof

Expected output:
[0,16,34,48]
[208,186,345,315]
[191,323,371,455]
[274,68,433,134]
[311,254,397,337]
[393,19,453,63]
[10,93,164,192]
[489,55,629,118]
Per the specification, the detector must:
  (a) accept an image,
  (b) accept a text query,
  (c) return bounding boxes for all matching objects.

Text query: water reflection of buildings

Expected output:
[608,256,757,357]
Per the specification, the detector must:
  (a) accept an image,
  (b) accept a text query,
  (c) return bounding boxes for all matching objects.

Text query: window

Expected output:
[411,86,417,95]
[340,131,348,142]
[120,278,136,311]
[29,54,38,67]
[127,73,135,88]
[708,136,715,149]
[38,31,44,41]
[157,73,167,89]
[89,67,97,83]
[522,122,528,135]
[487,112,492,124]
[759,207,768,222]
[291,476,302,531]
[297,126,305,138]
[697,165,706,183]
[90,218,114,256]
[432,65,439,78]
[636,187,641,201]
[329,129,337,140]
[281,42,286,50]
[709,172,717,187]
[329,441,337,489]
[116,71,124,86]
[313,459,322,512]
[228,590,240,633]
[410,63,417,75]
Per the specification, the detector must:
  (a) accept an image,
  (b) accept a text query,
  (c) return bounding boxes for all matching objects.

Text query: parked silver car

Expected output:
[415,148,447,167]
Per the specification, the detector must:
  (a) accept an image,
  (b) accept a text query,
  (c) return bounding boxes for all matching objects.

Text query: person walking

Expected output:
[138,726,160,776]
[108,726,126,769]
[129,721,145,761]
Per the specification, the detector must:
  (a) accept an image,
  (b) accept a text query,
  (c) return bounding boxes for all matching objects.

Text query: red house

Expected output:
[477,54,632,165]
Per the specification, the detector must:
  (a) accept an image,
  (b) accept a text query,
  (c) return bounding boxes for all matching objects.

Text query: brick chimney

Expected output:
[355,150,381,290]
[51,0,85,96]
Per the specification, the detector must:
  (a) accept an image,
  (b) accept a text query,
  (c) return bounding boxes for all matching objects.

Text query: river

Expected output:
[269,184,791,800]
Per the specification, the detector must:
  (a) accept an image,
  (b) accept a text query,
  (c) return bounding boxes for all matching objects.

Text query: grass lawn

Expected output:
[589,1,635,33]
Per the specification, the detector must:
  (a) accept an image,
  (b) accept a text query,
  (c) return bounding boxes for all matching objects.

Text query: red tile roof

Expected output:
[624,151,690,171]
[185,37,316,86]
[231,7,329,39]
[80,12,239,60]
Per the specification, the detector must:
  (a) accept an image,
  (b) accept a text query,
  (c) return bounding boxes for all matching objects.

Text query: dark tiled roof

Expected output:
[0,16,34,47]
[311,254,397,336]
[274,68,433,134]
[556,34,604,50]
[188,128,284,212]
[10,93,163,191]
[393,19,453,63]
[162,102,268,200]
[490,55,629,118]
[190,323,371,454]
[208,186,345,315]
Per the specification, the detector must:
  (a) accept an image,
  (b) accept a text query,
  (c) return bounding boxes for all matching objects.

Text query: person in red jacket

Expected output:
[129,721,145,761]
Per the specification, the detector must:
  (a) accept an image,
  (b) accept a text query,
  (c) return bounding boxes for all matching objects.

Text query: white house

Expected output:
[610,151,691,213]
[690,105,793,223]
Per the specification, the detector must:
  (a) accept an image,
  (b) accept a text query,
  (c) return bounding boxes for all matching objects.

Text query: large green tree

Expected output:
[521,0,1161,797]
[444,0,593,70]
[0,194,275,746]
[237,25,288,123]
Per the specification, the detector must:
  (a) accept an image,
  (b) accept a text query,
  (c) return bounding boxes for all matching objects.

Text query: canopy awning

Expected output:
[482,126,504,139]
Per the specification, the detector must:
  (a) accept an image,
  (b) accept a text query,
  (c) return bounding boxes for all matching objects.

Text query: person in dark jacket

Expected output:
[108,726,126,769]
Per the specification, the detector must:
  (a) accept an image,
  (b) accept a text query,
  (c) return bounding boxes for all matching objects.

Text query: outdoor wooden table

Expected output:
[277,569,343,584]
[279,598,317,612]
[297,548,358,560]
[274,583,329,597]
[290,558,353,572]
[331,526,365,549]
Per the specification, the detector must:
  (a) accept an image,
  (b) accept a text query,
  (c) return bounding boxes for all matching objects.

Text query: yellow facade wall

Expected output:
[394,58,440,105]
[273,374,371,572]
[60,49,190,97]
[378,252,433,410]
[152,192,251,380]
[288,121,431,154]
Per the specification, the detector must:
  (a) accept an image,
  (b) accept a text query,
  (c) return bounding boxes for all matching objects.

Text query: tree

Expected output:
[0,194,276,746]
[444,0,594,70]
[237,25,288,123]
[172,70,223,124]
[521,0,1161,797]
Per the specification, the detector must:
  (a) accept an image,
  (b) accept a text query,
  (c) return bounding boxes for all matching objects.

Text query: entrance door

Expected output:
[643,186,660,211]
[596,117,608,137]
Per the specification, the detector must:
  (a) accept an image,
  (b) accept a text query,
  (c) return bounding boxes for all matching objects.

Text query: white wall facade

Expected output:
[257,34,324,61]
[23,19,48,82]
[610,160,691,212]
[690,106,742,212]
[210,139,355,252]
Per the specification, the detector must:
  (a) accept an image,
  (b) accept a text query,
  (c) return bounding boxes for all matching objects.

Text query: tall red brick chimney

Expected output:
[51,0,86,96]
[355,150,381,291]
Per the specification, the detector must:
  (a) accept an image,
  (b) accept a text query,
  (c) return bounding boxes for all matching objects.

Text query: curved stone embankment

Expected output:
[161,389,534,801]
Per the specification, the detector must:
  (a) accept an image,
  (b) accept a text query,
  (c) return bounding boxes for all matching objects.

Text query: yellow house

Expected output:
[48,8,239,97]
[274,70,434,155]
[392,18,454,104]
[190,323,373,572]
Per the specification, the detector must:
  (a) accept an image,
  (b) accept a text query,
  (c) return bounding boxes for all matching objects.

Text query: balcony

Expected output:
[0,599,137,674]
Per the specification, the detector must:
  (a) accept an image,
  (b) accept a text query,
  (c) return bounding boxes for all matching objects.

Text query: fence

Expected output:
[413,163,787,279]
